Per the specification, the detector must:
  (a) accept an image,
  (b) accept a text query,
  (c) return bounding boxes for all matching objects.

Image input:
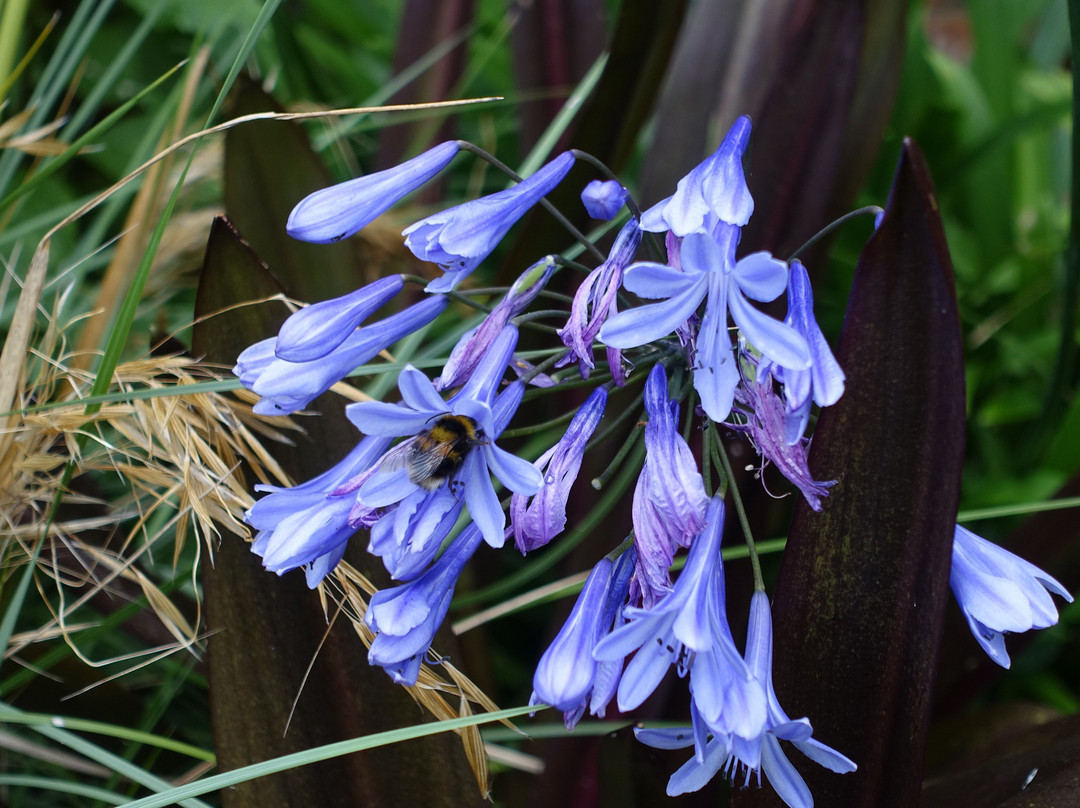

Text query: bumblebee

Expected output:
[382,414,488,490]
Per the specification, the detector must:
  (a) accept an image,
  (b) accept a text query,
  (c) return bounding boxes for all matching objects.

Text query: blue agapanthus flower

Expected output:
[235,295,447,416]
[599,227,810,422]
[530,548,634,729]
[346,325,543,558]
[635,592,856,806]
[248,435,391,587]
[287,141,460,244]
[951,524,1072,668]
[640,115,755,236]
[404,152,576,293]
[366,524,484,685]
[594,496,766,739]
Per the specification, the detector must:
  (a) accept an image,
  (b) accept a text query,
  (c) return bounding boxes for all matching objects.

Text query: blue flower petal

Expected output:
[599,281,706,349]
[347,400,434,436]
[287,141,460,243]
[275,275,405,362]
[358,466,419,508]
[485,444,543,496]
[462,453,505,547]
[622,263,702,299]
[397,365,448,414]
[732,252,788,303]
[728,290,810,370]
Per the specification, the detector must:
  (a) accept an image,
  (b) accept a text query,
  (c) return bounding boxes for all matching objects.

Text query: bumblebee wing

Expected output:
[378,439,418,473]
[407,442,454,482]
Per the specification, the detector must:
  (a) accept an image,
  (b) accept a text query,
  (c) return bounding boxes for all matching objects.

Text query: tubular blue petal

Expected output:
[693,282,740,422]
[287,141,459,243]
[760,735,814,808]
[701,115,755,227]
[679,231,727,276]
[451,325,518,408]
[357,466,418,508]
[275,275,405,361]
[616,636,675,711]
[404,152,575,290]
[532,558,612,712]
[492,381,526,434]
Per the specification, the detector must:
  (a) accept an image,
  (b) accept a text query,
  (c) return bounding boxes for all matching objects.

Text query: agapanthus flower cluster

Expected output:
[235,118,1071,807]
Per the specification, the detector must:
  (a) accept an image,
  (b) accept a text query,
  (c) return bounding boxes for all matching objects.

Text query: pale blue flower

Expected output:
[366,524,484,685]
[631,364,708,605]
[531,549,634,729]
[766,260,845,444]
[512,387,608,552]
[248,436,392,587]
[635,592,856,806]
[235,296,447,416]
[581,179,629,220]
[594,496,766,738]
[287,141,460,243]
[640,115,754,236]
[599,227,810,422]
[404,152,576,293]
[274,275,404,363]
[951,525,1073,668]
[347,326,543,553]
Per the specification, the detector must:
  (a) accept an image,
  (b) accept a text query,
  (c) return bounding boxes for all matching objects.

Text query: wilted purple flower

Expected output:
[404,152,576,293]
[557,219,642,380]
[581,179,629,220]
[640,116,755,236]
[347,326,542,558]
[594,496,766,739]
[733,359,835,512]
[512,387,607,552]
[599,227,810,422]
[366,524,484,685]
[436,256,556,391]
[287,141,460,243]
[274,275,404,363]
[235,296,447,416]
[951,525,1073,668]
[766,261,845,444]
[248,435,392,587]
[531,548,635,729]
[631,364,708,605]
